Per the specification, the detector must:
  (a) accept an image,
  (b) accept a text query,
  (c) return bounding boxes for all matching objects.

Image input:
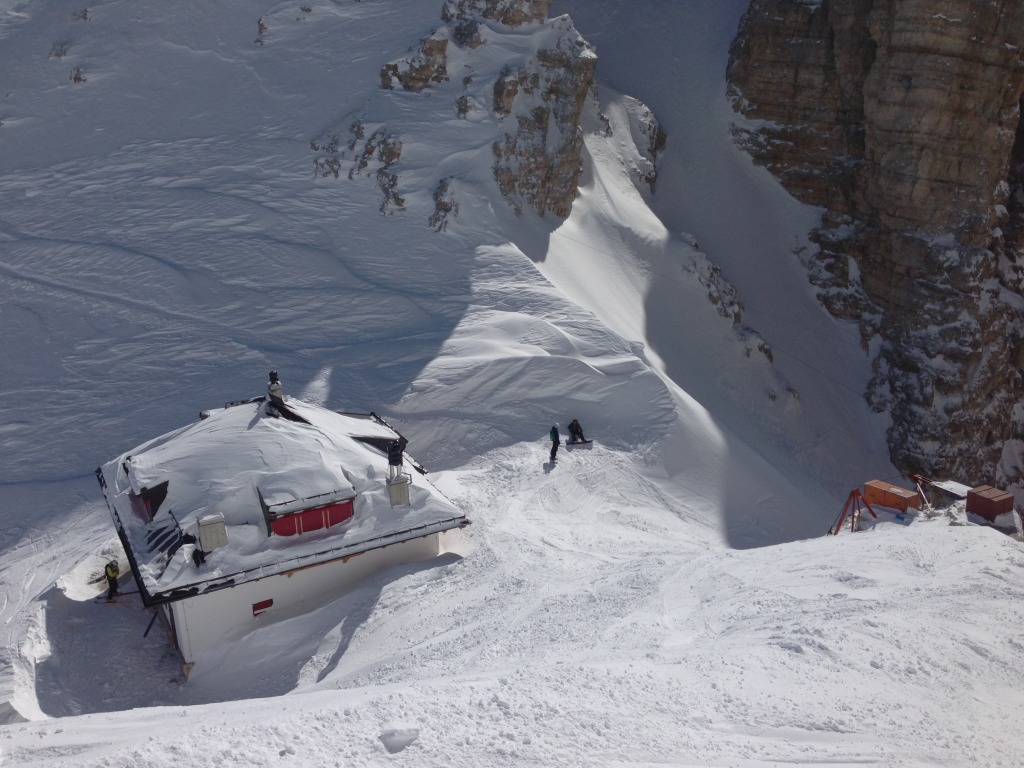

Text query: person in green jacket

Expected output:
[104,560,120,601]
[549,423,560,462]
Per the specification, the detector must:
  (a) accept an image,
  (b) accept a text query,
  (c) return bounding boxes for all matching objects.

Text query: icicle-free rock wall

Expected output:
[442,0,552,27]
[380,0,595,218]
[727,0,1024,488]
[489,18,596,218]
[313,0,618,223]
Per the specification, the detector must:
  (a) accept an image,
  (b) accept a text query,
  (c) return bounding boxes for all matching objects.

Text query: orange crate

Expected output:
[966,486,1014,522]
[863,480,920,512]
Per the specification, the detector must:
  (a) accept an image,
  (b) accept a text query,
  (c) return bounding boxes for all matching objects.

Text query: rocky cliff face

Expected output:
[316,0,596,221]
[489,17,596,217]
[728,0,1024,489]
[442,0,551,27]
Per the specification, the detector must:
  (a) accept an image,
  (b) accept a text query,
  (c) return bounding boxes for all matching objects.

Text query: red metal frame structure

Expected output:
[830,489,878,535]
[907,473,933,510]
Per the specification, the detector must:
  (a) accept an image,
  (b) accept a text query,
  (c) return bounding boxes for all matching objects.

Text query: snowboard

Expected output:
[565,439,593,447]
[94,590,137,604]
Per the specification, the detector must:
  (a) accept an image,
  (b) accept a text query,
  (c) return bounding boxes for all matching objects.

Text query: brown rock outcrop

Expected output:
[491,20,597,217]
[728,0,1024,486]
[381,31,450,92]
[382,1,554,93]
[441,0,552,27]
[321,1,599,223]
[311,117,405,214]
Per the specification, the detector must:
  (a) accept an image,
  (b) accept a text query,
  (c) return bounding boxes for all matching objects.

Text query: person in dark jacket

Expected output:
[567,419,586,444]
[105,560,120,601]
[549,423,561,462]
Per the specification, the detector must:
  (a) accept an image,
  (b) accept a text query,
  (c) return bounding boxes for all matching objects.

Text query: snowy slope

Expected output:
[1,0,1023,765]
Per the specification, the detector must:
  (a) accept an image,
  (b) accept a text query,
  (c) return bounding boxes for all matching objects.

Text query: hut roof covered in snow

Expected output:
[97,396,468,604]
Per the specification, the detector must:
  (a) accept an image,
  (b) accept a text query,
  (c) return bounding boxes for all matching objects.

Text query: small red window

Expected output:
[252,598,273,617]
[270,499,354,537]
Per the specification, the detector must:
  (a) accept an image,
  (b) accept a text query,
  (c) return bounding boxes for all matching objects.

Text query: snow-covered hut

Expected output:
[96,388,469,673]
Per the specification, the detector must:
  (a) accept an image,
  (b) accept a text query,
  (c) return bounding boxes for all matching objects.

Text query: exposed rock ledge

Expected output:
[314,0,600,221]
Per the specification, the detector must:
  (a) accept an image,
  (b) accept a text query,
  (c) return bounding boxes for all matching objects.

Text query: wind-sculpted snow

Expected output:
[0,0,1022,765]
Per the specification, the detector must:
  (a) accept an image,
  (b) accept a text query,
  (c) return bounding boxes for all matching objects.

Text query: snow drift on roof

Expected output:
[98,398,467,601]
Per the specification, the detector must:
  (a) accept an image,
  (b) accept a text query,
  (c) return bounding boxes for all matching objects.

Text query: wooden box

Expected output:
[863,480,920,512]
[966,486,1014,522]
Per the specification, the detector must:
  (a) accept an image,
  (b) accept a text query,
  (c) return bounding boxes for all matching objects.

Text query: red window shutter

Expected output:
[325,499,354,527]
[269,499,354,537]
[299,507,326,533]
[271,516,299,536]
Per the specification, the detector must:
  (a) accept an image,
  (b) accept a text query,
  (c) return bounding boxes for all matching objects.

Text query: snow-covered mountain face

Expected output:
[0,0,889,543]
[2,1,1023,765]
